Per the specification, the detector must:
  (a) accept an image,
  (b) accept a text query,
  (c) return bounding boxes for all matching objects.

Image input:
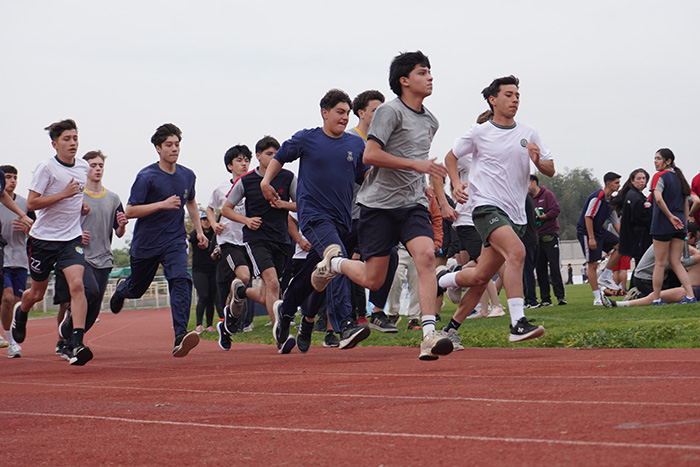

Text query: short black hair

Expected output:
[389,51,431,97]
[689,221,698,237]
[482,76,519,111]
[44,119,77,142]
[320,89,352,112]
[530,174,539,185]
[224,145,252,173]
[0,165,17,175]
[604,171,621,184]
[255,136,280,155]
[151,123,182,147]
[352,90,385,117]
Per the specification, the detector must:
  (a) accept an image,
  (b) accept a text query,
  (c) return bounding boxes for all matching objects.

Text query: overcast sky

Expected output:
[2,1,698,248]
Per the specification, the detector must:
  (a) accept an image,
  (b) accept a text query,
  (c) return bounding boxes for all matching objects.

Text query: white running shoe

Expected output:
[0,336,7,348]
[598,275,621,291]
[419,330,453,360]
[7,342,21,358]
[487,305,506,317]
[311,244,343,292]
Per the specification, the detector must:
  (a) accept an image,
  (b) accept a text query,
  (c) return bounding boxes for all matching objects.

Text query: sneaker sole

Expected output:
[311,244,342,292]
[296,335,312,354]
[339,326,370,350]
[368,323,398,333]
[509,325,545,342]
[7,350,21,359]
[173,332,200,357]
[271,300,287,347]
[278,336,296,354]
[70,347,93,366]
[11,304,26,344]
[430,337,454,356]
[59,310,72,340]
[224,305,239,335]
[217,322,231,351]
[323,341,339,348]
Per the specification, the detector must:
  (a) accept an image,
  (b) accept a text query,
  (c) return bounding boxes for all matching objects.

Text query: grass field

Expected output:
[196,283,700,349]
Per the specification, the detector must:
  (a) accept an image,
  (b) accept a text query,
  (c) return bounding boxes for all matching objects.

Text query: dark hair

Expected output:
[603,171,621,184]
[482,76,519,110]
[224,145,252,172]
[0,165,17,175]
[320,89,352,112]
[255,136,280,155]
[44,119,77,142]
[151,123,182,147]
[611,168,650,214]
[476,109,493,124]
[83,150,106,162]
[688,221,698,237]
[530,174,539,185]
[656,148,691,196]
[352,90,385,116]
[388,51,431,97]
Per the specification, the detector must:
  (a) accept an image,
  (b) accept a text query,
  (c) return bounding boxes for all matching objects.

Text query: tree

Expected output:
[535,167,601,240]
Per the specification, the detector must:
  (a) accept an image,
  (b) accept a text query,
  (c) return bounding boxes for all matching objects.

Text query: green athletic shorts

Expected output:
[472,205,526,247]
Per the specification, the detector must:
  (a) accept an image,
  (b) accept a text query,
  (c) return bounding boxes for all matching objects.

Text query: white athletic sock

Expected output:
[617,301,630,307]
[4,328,16,346]
[600,268,613,280]
[593,289,601,301]
[507,298,525,327]
[421,315,436,338]
[438,272,459,289]
[330,257,345,274]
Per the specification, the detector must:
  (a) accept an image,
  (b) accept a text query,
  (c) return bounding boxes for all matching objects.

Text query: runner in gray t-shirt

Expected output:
[310,51,453,361]
[56,150,127,351]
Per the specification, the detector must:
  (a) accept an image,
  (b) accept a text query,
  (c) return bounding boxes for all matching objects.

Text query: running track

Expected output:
[2,308,699,466]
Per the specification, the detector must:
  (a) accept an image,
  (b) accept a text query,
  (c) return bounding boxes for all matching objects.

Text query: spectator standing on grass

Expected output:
[648,148,696,305]
[529,174,566,306]
[190,213,220,333]
[566,263,573,285]
[576,172,623,305]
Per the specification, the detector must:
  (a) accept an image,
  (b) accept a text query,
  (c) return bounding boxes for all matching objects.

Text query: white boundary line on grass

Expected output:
[2,410,700,452]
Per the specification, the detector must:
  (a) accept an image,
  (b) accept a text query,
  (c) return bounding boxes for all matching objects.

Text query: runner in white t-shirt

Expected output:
[11,119,93,365]
[436,76,555,343]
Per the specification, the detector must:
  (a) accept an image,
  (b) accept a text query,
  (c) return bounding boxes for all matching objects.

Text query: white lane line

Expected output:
[3,382,700,407]
[1,410,699,452]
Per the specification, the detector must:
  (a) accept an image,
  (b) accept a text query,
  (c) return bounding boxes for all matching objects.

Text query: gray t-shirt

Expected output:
[82,188,123,269]
[0,194,28,269]
[346,127,365,220]
[357,97,439,210]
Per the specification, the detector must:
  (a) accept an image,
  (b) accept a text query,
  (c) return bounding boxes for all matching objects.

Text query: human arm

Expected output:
[260,159,283,203]
[125,195,181,219]
[221,200,262,230]
[1,191,33,230]
[287,214,310,252]
[689,193,700,217]
[585,216,597,250]
[363,139,447,177]
[206,206,224,235]
[25,177,82,212]
[427,188,443,252]
[114,204,128,238]
[526,143,555,177]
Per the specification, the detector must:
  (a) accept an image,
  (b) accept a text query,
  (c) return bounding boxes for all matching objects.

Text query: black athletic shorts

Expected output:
[27,236,85,282]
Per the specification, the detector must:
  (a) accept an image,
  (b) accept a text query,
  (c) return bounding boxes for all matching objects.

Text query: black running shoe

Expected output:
[297,318,314,353]
[223,305,238,335]
[68,344,93,366]
[368,311,398,333]
[323,330,339,348]
[11,303,27,343]
[435,266,448,297]
[217,321,231,351]
[339,319,370,350]
[509,317,545,342]
[59,307,73,340]
[110,291,125,314]
[55,340,66,355]
[173,330,200,357]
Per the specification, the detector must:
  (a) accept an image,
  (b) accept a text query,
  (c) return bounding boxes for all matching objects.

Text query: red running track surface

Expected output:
[1,308,700,466]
